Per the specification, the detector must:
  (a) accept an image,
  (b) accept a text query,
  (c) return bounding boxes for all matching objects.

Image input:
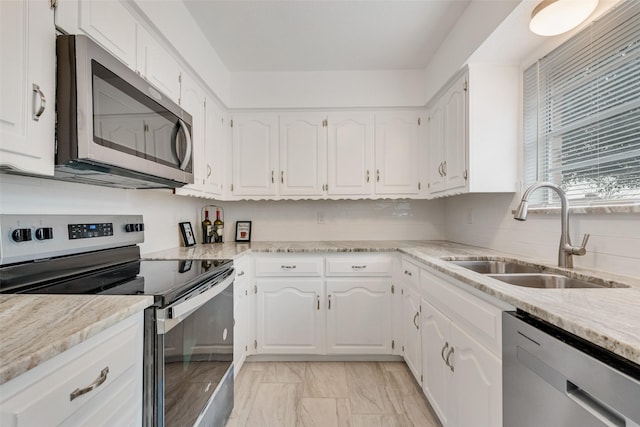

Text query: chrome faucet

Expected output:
[514,182,589,268]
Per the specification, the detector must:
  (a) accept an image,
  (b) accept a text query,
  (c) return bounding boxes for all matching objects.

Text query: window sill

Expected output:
[512,203,640,216]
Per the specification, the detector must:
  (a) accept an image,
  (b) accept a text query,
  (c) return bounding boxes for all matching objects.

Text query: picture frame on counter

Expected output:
[235,221,252,242]
[179,221,196,247]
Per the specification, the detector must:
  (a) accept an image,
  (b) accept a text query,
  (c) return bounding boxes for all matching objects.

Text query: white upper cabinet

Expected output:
[428,73,467,194]
[203,101,227,196]
[279,113,327,196]
[427,64,518,197]
[56,0,137,68]
[137,27,182,104]
[0,0,55,176]
[231,114,279,197]
[374,112,421,195]
[327,112,374,196]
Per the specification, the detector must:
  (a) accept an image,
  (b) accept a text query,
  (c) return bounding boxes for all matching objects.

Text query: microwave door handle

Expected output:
[176,118,192,171]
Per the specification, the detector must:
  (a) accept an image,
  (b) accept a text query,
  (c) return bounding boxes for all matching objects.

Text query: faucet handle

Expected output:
[572,233,590,256]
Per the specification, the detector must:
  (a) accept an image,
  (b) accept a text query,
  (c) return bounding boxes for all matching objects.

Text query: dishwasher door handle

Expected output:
[566,381,626,427]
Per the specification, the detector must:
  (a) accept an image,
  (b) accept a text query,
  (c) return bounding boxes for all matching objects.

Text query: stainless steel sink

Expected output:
[449,260,547,274]
[487,274,626,289]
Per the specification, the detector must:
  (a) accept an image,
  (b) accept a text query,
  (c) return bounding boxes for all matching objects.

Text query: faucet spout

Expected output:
[514,182,589,268]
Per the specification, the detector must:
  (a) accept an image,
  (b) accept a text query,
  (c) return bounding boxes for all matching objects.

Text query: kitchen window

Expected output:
[523,0,640,207]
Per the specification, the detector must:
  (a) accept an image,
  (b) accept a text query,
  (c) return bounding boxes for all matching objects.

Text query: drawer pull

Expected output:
[404,270,413,276]
[281,265,297,269]
[351,265,367,269]
[445,347,455,372]
[237,271,245,276]
[328,294,332,309]
[70,367,109,401]
[413,312,419,329]
[441,342,449,364]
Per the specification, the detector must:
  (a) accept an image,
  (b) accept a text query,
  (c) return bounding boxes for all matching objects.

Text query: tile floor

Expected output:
[226,361,442,427]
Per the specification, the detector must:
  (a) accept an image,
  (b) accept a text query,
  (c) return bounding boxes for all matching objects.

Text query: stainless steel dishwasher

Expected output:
[503,311,640,427]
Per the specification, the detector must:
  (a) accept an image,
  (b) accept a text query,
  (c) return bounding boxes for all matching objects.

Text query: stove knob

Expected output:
[35,227,53,240]
[135,223,144,232]
[125,224,134,232]
[11,228,32,242]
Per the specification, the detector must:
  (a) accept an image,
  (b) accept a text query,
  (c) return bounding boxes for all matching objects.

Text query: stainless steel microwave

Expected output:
[55,35,193,188]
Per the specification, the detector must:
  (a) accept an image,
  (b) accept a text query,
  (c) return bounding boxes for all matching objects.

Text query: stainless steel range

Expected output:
[0,214,235,427]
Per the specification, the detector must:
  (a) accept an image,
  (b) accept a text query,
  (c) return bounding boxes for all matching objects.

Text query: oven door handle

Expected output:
[157,273,234,335]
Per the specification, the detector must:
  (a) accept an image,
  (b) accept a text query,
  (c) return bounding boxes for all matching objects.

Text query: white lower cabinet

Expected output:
[402,286,422,382]
[0,312,144,427]
[256,278,324,354]
[325,279,392,354]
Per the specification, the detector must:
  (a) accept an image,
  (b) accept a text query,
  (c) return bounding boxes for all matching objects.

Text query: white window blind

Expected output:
[523,0,640,206]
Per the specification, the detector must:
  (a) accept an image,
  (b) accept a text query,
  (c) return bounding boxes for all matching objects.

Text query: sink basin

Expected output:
[487,274,613,289]
[449,260,547,274]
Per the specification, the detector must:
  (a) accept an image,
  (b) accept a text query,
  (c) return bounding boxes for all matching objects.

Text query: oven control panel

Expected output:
[0,215,144,266]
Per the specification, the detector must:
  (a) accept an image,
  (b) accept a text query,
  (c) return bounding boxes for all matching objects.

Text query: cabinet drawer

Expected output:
[0,313,143,427]
[420,268,502,356]
[401,258,420,288]
[255,257,323,276]
[326,256,392,276]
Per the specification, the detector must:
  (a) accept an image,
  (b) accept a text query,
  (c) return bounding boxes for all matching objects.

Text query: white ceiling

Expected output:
[183,0,471,72]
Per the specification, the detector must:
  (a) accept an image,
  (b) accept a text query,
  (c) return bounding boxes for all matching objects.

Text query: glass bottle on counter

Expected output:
[213,209,224,243]
[202,210,213,243]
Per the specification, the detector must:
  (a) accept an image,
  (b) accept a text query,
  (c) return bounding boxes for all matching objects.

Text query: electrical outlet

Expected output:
[317,212,325,224]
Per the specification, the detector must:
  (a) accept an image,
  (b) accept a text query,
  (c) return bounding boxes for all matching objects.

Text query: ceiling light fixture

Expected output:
[529,0,598,36]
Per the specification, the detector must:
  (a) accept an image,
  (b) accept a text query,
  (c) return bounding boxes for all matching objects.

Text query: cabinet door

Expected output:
[327,113,374,196]
[202,101,226,196]
[427,103,445,193]
[449,322,501,427]
[374,113,420,195]
[137,28,181,104]
[233,261,250,375]
[442,76,467,191]
[175,74,206,192]
[256,279,324,354]
[421,298,451,426]
[232,114,279,197]
[402,287,421,381]
[0,0,55,176]
[279,113,327,196]
[325,279,392,354]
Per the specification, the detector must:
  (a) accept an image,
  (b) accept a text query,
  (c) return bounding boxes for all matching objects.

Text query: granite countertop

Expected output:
[0,295,154,385]
[146,240,640,365]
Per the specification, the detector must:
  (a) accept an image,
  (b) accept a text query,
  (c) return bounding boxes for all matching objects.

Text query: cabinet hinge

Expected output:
[418,182,421,191]
[463,80,468,92]
[391,284,395,294]
[392,340,395,350]
[418,117,421,126]
[428,182,431,189]
[402,345,405,352]
[143,124,149,132]
[254,284,257,294]
[464,169,468,180]
[421,374,424,383]
[231,183,234,192]
[230,119,234,128]
[178,73,182,84]
[204,98,207,108]
[254,340,257,349]
[245,345,248,351]
[401,288,404,295]
[322,119,328,127]
[49,0,57,8]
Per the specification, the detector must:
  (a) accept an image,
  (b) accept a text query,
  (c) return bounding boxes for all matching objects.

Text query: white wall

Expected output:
[443,193,640,278]
[230,70,428,109]
[0,175,445,254]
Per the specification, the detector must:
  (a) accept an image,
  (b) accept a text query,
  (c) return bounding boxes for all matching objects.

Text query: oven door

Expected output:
[152,274,234,427]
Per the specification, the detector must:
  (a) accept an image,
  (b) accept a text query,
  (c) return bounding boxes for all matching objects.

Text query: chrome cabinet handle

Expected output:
[206,164,212,178]
[376,169,380,182]
[438,162,444,177]
[442,161,447,177]
[328,294,332,310]
[281,171,284,184]
[441,342,449,364]
[271,170,275,183]
[351,265,367,269]
[32,83,46,121]
[70,367,109,401]
[366,170,370,183]
[404,270,412,276]
[317,295,320,310]
[445,347,455,372]
[174,118,192,171]
[237,270,245,276]
[413,312,419,329]
[281,265,297,269]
